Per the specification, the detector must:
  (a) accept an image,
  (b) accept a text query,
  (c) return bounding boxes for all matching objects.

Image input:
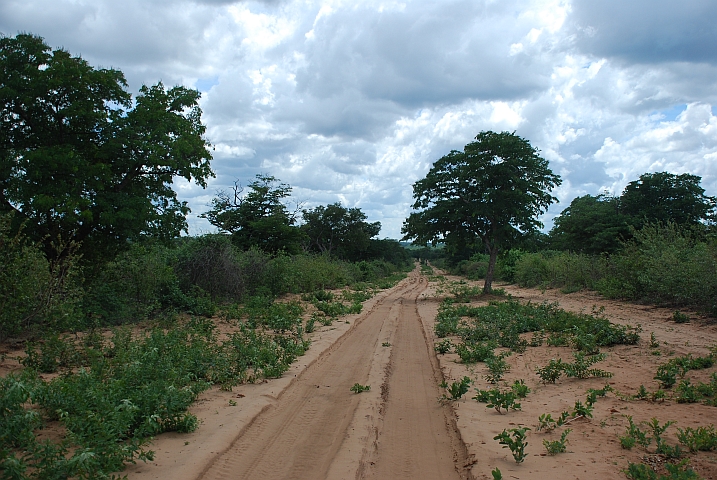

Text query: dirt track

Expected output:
[125,267,717,480]
[194,270,470,480]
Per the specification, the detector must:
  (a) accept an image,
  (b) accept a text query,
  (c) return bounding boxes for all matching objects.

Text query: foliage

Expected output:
[550,194,630,254]
[202,175,304,255]
[537,412,569,432]
[563,352,613,379]
[0,213,82,339]
[621,172,716,228]
[654,355,714,389]
[0,34,213,263]
[494,427,531,463]
[624,460,702,480]
[536,358,565,384]
[350,383,371,394]
[543,428,571,455]
[442,376,472,400]
[484,351,511,384]
[676,425,717,452]
[434,338,453,354]
[301,203,381,262]
[473,387,522,414]
[511,379,530,398]
[402,131,561,293]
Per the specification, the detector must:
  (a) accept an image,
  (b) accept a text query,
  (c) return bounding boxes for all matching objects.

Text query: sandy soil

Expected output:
[127,268,471,480]
[4,266,717,479]
[421,274,717,480]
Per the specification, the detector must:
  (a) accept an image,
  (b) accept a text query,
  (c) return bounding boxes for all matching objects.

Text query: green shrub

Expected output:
[0,213,83,339]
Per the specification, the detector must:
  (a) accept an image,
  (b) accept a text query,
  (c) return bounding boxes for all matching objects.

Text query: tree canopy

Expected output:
[549,172,716,254]
[202,174,304,254]
[549,194,630,254]
[621,172,716,227]
[402,131,561,292]
[301,203,381,261]
[0,34,213,262]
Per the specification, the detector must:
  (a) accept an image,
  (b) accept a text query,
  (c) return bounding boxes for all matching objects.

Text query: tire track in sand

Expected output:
[198,269,470,480]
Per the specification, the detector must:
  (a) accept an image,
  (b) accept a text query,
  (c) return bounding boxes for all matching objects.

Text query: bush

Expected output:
[0,213,83,340]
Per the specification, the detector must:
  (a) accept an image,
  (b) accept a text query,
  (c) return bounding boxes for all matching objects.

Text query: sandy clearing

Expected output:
[420,274,717,480]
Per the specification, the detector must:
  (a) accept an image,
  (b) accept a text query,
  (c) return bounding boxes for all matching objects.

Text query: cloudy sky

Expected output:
[2,0,716,238]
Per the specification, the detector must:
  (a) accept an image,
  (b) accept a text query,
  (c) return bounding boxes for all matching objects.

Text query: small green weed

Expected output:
[673,311,690,324]
[485,351,511,384]
[543,428,571,455]
[494,427,530,463]
[350,383,371,394]
[442,376,472,401]
[511,379,531,398]
[434,338,453,354]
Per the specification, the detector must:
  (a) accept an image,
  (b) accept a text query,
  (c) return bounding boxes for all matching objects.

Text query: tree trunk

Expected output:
[483,244,499,294]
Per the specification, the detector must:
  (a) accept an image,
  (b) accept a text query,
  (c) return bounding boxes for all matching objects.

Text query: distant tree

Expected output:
[202,175,304,254]
[549,194,630,254]
[402,131,561,292]
[301,203,381,261]
[0,34,213,262]
[620,172,716,227]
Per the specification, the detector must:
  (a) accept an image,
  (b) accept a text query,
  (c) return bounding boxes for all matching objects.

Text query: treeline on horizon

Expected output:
[421,171,717,316]
[0,174,411,341]
[0,34,411,342]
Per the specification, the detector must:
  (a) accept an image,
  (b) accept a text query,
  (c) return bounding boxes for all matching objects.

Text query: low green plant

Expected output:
[455,341,494,363]
[485,351,511,384]
[675,380,699,404]
[635,384,649,399]
[536,358,564,384]
[434,338,453,354]
[677,425,717,452]
[571,400,593,419]
[673,311,690,324]
[511,379,531,398]
[494,427,530,463]
[382,341,391,347]
[350,383,371,394]
[536,412,569,432]
[305,316,316,333]
[650,332,660,349]
[443,376,472,400]
[563,352,612,379]
[543,428,571,455]
[485,389,522,414]
[625,459,701,480]
[491,467,503,480]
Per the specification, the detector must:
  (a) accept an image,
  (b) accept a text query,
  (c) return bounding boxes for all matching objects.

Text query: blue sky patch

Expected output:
[655,104,687,122]
[195,76,219,92]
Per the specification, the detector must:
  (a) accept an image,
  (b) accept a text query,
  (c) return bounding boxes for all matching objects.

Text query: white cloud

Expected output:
[2,0,716,238]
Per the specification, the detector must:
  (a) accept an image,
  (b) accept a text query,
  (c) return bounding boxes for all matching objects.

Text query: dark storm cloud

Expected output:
[569,0,717,64]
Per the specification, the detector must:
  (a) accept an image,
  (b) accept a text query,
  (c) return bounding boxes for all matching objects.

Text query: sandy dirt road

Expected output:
[198,270,471,480]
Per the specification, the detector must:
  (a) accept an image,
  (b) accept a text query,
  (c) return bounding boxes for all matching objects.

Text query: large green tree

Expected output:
[549,194,630,254]
[402,131,561,292]
[0,34,213,262]
[301,203,381,261]
[621,172,716,227]
[202,174,304,254]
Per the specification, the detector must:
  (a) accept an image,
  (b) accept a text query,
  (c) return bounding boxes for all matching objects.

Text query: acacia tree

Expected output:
[402,131,561,292]
[0,34,213,262]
